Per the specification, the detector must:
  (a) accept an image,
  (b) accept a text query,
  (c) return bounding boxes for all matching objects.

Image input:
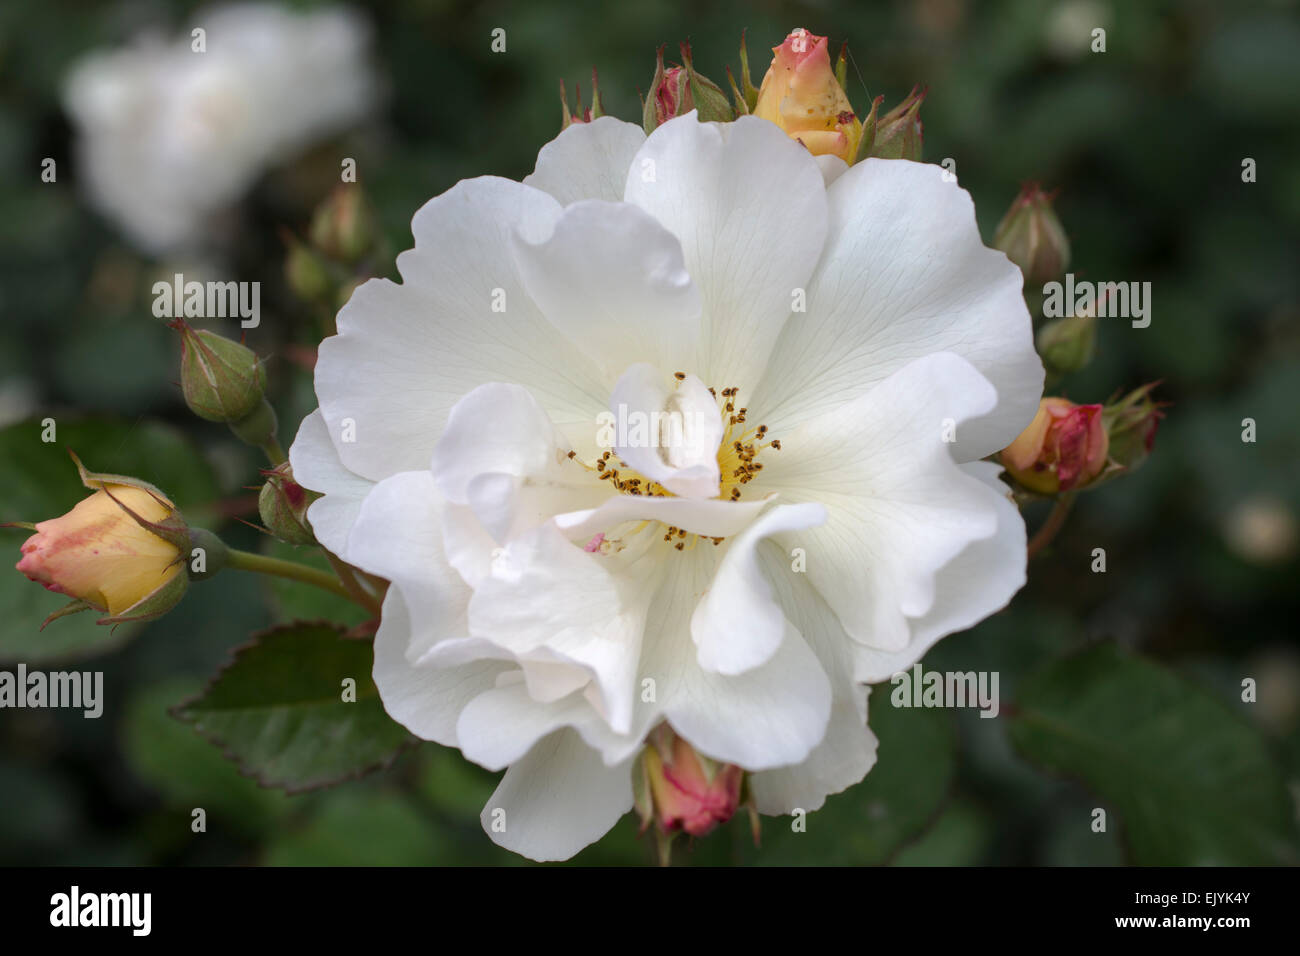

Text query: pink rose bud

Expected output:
[656,64,687,123]
[753,28,862,163]
[637,729,744,838]
[642,43,731,132]
[1001,397,1110,494]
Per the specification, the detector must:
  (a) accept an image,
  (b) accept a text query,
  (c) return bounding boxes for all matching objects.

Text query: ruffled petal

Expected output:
[511,201,702,382]
[524,116,647,206]
[624,113,829,391]
[757,352,1005,652]
[314,177,608,481]
[691,502,826,676]
[287,408,375,559]
[480,729,634,862]
[751,158,1042,461]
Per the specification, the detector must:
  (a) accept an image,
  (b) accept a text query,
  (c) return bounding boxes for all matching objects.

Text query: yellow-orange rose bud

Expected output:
[754,28,862,163]
[1001,398,1109,494]
[17,485,185,620]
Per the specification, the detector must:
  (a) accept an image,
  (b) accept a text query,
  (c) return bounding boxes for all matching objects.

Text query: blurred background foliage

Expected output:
[0,0,1297,866]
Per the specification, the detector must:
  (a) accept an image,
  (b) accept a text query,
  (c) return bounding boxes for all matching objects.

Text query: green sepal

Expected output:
[725,65,749,115]
[681,41,732,123]
[632,748,654,833]
[40,598,96,631]
[69,449,172,506]
[853,95,884,164]
[737,29,760,112]
[560,78,575,129]
[870,84,926,161]
[588,67,604,119]
[99,484,190,552]
[97,563,188,627]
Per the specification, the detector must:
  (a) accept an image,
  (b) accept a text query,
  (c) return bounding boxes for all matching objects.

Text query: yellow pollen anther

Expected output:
[566,380,783,554]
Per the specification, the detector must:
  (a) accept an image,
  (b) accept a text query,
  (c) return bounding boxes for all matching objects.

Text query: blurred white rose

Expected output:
[63,3,378,255]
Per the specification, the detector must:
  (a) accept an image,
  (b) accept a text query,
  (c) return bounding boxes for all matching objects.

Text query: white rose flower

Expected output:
[290,112,1043,861]
[62,3,377,254]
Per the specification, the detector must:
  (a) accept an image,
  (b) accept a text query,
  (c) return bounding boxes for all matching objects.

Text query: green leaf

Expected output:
[892,798,993,866]
[1008,642,1300,865]
[175,621,412,792]
[0,418,219,663]
[740,696,956,865]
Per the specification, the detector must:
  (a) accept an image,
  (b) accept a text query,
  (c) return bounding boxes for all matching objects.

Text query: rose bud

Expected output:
[993,183,1071,287]
[12,455,215,626]
[677,42,732,123]
[172,319,281,453]
[635,727,744,839]
[866,84,926,161]
[650,61,691,128]
[1001,397,1110,495]
[285,237,334,304]
[259,462,318,546]
[1035,313,1097,375]
[173,319,268,424]
[1102,382,1165,475]
[643,43,731,132]
[753,28,862,164]
[645,57,687,130]
[309,185,378,266]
